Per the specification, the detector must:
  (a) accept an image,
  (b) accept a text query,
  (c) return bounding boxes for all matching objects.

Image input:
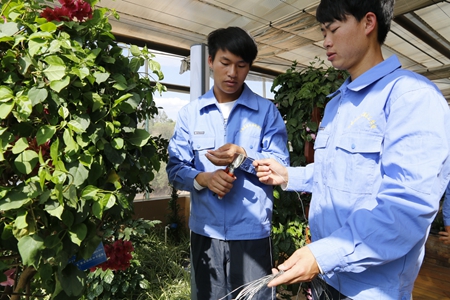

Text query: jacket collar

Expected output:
[328,55,402,98]
[198,83,258,111]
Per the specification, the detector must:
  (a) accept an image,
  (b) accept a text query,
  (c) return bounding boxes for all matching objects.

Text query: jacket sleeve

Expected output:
[166,107,199,192]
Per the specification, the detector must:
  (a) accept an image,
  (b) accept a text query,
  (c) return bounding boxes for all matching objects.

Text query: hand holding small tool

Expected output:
[206,144,246,199]
[206,143,246,166]
[252,158,289,185]
[195,169,235,198]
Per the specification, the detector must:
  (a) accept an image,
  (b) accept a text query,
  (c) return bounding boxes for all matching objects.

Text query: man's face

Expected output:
[208,49,250,103]
[320,15,368,76]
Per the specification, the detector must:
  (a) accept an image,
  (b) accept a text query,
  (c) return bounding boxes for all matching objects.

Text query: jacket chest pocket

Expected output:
[234,130,262,152]
[328,133,382,194]
[192,136,215,169]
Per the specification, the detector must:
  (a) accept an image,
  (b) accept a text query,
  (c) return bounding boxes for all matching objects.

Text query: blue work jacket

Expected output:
[286,56,450,299]
[166,84,289,240]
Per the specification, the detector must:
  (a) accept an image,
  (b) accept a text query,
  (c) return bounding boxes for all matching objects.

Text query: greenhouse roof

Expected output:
[98,0,450,101]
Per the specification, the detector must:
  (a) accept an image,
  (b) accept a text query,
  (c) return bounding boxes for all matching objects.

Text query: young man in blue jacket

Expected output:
[253,0,450,299]
[166,27,289,300]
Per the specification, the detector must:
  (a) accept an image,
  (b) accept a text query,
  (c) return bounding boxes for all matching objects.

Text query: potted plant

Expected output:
[0,0,167,298]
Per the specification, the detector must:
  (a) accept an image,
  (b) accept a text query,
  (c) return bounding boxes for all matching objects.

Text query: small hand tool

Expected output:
[218,153,245,199]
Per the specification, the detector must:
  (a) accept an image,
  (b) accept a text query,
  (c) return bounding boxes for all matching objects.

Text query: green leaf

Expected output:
[0,22,20,36]
[103,269,114,284]
[36,125,56,146]
[67,119,86,133]
[139,279,150,289]
[0,86,13,102]
[70,114,90,133]
[28,87,48,106]
[18,54,33,75]
[101,193,116,209]
[92,201,102,219]
[29,31,53,40]
[128,129,150,147]
[40,22,57,33]
[50,137,60,162]
[63,128,79,155]
[12,95,33,121]
[69,223,87,246]
[130,45,142,56]
[64,185,79,209]
[57,264,85,297]
[81,185,99,200]
[129,57,142,72]
[113,93,132,107]
[68,162,88,187]
[48,39,62,54]
[91,92,104,112]
[15,209,28,229]
[44,234,62,249]
[28,39,47,57]
[103,143,125,165]
[44,65,66,81]
[14,150,39,174]
[0,101,14,119]
[112,74,127,91]
[112,137,124,149]
[58,106,70,119]
[79,152,93,167]
[50,76,70,93]
[0,186,11,199]
[71,66,89,79]
[0,191,30,211]
[94,72,110,84]
[18,235,44,268]
[45,201,64,220]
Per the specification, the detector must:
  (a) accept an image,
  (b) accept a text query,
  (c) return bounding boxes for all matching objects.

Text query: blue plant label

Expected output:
[69,242,107,271]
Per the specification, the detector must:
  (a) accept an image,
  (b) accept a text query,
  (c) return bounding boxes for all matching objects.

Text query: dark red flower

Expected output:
[41,0,92,22]
[90,240,134,272]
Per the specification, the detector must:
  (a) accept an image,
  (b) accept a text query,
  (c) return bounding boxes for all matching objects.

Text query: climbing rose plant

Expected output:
[0,0,167,299]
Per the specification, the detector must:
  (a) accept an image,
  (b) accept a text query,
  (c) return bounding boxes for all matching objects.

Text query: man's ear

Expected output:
[208,55,213,68]
[364,12,377,36]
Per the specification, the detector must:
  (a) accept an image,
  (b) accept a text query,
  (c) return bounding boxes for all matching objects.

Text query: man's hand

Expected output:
[206,143,246,167]
[439,226,450,245]
[195,170,236,198]
[267,246,320,287]
[252,158,288,186]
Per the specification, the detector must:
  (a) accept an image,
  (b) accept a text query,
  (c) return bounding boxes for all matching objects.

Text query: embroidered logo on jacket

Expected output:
[240,123,261,132]
[348,112,377,129]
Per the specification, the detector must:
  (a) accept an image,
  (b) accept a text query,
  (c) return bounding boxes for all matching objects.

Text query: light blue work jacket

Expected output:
[286,56,450,299]
[166,84,289,240]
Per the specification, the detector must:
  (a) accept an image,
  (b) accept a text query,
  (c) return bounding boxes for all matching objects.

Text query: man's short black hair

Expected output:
[207,27,258,66]
[316,0,394,44]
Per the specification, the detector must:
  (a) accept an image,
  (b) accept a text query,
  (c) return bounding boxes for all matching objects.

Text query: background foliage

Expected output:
[270,59,348,296]
[0,0,167,298]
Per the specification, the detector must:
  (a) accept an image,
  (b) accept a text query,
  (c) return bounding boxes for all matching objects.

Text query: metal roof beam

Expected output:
[417,64,450,80]
[393,0,441,16]
[394,15,450,60]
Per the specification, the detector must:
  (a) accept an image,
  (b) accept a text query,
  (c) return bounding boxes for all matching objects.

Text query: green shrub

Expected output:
[83,219,190,300]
